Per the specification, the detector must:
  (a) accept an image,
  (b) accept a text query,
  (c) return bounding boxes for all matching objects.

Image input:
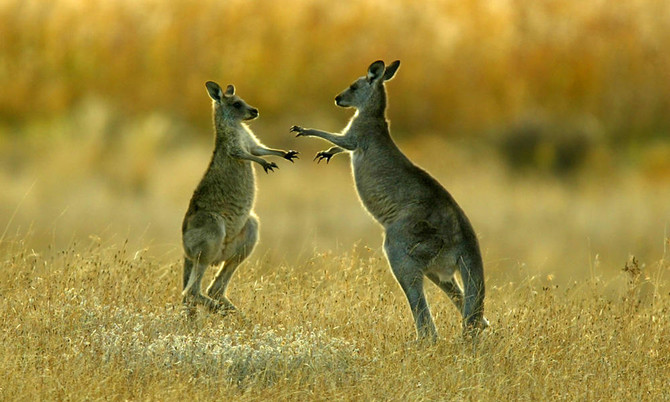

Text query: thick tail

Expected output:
[183,258,193,291]
[457,248,486,331]
[181,257,200,298]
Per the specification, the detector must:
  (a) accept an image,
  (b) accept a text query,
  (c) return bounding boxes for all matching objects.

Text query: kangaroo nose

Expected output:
[334,95,342,105]
[250,108,259,117]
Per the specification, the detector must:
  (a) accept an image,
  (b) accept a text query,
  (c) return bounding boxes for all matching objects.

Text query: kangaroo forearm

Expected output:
[250,146,285,158]
[231,149,269,166]
[304,129,357,150]
[314,146,345,163]
[324,146,345,155]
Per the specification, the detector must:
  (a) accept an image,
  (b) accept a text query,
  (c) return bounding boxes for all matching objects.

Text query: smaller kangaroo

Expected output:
[291,60,488,341]
[182,81,298,315]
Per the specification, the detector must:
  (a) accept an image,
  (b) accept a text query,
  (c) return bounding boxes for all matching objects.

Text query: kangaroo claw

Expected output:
[290,125,305,136]
[263,162,278,173]
[314,151,334,164]
[284,150,299,162]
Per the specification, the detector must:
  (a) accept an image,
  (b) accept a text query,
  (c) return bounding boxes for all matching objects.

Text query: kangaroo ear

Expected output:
[205,81,223,101]
[367,60,386,83]
[224,84,235,97]
[383,60,400,81]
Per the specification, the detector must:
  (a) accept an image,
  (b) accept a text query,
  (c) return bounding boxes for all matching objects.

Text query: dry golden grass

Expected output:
[1,230,668,400]
[1,120,669,399]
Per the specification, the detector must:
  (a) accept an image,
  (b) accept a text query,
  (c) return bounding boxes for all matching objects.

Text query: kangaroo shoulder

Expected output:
[237,124,261,149]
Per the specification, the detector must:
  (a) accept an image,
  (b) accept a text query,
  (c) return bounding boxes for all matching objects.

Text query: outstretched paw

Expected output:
[284,150,299,162]
[290,125,306,137]
[263,161,279,173]
[314,150,335,164]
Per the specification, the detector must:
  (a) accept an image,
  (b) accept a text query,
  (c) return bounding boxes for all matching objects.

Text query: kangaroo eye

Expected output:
[233,101,242,109]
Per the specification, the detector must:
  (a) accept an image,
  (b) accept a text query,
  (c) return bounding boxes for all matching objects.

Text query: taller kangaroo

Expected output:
[182,81,298,315]
[291,60,488,340]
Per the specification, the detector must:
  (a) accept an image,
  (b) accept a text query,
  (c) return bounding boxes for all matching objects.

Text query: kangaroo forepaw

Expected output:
[284,150,299,162]
[290,125,306,137]
[263,161,279,173]
[314,150,334,164]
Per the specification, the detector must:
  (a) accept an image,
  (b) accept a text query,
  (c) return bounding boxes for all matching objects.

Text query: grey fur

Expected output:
[291,60,488,340]
[182,81,298,316]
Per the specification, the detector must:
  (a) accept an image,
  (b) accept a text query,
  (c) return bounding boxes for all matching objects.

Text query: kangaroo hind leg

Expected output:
[457,250,488,333]
[182,211,226,313]
[206,214,259,313]
[426,272,464,313]
[384,232,438,342]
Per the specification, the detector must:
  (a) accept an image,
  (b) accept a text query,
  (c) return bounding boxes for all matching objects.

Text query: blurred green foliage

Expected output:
[1,0,669,142]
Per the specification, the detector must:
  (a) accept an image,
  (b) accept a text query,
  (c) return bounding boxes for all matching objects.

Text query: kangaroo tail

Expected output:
[457,248,486,331]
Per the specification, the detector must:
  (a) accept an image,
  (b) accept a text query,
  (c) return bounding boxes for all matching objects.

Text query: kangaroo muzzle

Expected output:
[247,108,259,120]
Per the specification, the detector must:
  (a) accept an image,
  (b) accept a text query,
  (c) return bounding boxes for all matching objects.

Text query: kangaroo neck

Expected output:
[360,88,387,117]
[209,123,240,166]
[350,108,391,146]
[352,87,391,136]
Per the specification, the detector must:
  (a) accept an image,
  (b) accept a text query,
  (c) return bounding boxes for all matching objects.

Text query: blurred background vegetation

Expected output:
[1,0,669,284]
[2,0,669,140]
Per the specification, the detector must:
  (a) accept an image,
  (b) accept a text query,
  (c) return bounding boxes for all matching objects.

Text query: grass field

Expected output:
[2,0,670,400]
[1,131,669,400]
[1,220,668,400]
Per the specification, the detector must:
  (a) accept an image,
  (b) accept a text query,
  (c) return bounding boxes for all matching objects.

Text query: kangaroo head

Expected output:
[205,81,259,122]
[335,60,400,112]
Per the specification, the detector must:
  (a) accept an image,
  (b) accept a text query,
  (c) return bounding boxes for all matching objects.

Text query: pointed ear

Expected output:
[383,60,400,81]
[366,60,386,83]
[224,84,235,97]
[205,81,223,101]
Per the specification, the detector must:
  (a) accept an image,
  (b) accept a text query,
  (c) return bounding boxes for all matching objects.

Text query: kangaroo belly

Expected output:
[191,163,255,240]
[354,183,399,225]
[221,171,255,238]
[351,153,404,225]
[351,148,469,246]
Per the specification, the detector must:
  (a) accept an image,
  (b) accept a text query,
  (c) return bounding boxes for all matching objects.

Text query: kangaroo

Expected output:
[291,60,488,340]
[182,81,298,315]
